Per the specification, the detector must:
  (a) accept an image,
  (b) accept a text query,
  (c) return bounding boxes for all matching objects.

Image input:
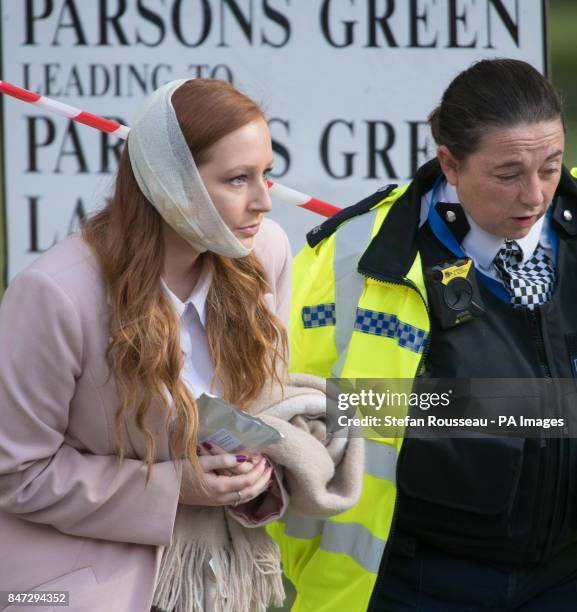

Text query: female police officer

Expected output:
[267,59,577,610]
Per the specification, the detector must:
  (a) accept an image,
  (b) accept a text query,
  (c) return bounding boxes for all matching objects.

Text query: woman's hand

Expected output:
[199,441,263,476]
[179,452,272,507]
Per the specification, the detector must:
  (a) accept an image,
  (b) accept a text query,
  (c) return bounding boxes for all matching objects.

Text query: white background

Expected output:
[1,0,546,279]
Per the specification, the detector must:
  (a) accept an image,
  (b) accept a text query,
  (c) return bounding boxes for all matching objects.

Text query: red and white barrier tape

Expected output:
[0,80,341,218]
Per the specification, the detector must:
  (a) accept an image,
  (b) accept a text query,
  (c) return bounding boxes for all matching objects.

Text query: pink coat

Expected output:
[0,218,292,612]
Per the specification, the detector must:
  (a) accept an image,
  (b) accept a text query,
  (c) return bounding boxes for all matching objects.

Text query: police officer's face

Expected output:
[437,120,565,239]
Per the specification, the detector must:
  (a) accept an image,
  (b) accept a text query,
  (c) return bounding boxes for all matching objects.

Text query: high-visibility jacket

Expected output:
[268,161,577,612]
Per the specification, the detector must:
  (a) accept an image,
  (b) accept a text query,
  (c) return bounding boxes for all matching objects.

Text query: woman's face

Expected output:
[438,119,565,239]
[197,118,274,248]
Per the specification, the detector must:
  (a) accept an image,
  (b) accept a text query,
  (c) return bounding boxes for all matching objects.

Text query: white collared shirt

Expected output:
[161,260,216,398]
[420,181,554,284]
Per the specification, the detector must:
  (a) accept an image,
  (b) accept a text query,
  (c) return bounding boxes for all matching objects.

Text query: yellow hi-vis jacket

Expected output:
[266,177,430,612]
[268,163,577,612]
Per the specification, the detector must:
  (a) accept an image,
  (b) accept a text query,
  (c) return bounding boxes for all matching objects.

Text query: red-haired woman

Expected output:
[0,79,291,612]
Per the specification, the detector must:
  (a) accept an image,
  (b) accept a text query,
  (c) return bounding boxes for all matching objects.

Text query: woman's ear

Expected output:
[437,145,460,186]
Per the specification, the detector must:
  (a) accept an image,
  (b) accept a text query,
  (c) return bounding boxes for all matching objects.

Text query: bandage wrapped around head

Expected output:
[127,79,250,258]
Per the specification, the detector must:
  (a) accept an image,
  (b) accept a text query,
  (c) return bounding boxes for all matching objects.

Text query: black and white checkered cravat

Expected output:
[493,240,556,309]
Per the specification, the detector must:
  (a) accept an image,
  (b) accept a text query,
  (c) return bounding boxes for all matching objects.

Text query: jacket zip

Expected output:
[526,307,564,564]
[526,308,552,379]
[359,269,431,612]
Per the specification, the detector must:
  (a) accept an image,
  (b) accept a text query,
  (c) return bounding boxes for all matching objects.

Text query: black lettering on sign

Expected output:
[447,0,477,48]
[26,195,87,254]
[52,0,88,46]
[100,119,126,173]
[219,0,253,46]
[89,64,111,97]
[23,62,173,97]
[320,120,356,179]
[262,0,291,48]
[26,195,58,253]
[67,198,87,234]
[409,0,437,48]
[486,0,519,49]
[44,63,62,96]
[54,122,89,174]
[24,0,53,45]
[22,0,519,49]
[217,0,293,47]
[269,117,291,178]
[320,0,356,48]
[318,118,432,182]
[135,0,166,46]
[23,63,32,89]
[317,0,521,49]
[188,63,211,78]
[26,116,56,173]
[151,64,173,88]
[366,0,397,48]
[211,64,234,81]
[187,63,234,81]
[25,114,133,174]
[366,120,397,179]
[62,65,84,96]
[98,0,130,45]
[172,0,212,47]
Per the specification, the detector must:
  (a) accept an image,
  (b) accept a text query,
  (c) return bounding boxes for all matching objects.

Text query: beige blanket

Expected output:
[152,373,364,612]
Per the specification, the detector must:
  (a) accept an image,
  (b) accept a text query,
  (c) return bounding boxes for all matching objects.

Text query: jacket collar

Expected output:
[551,166,577,237]
[358,161,577,282]
[358,158,441,282]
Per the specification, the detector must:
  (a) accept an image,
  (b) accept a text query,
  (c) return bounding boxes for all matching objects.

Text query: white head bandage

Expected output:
[127,79,250,258]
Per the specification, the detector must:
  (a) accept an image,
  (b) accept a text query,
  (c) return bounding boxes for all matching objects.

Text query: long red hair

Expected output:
[82,79,287,477]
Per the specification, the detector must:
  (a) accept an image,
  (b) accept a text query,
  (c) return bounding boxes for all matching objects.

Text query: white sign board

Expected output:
[1,0,547,283]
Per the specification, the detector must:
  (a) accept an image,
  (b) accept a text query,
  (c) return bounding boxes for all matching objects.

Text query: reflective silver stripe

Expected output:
[282,511,386,574]
[320,520,386,574]
[281,445,397,540]
[283,510,325,540]
[332,209,379,377]
[365,439,397,483]
[280,441,396,574]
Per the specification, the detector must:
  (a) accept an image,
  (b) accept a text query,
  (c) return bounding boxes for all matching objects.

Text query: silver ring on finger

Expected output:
[233,490,242,507]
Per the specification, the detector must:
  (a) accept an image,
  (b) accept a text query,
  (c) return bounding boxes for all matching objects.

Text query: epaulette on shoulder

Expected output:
[306,184,397,248]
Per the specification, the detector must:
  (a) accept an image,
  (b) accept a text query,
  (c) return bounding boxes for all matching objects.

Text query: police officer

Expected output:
[268,59,577,611]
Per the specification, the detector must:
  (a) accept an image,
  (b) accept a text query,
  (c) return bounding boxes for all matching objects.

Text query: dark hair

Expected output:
[429,58,564,160]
